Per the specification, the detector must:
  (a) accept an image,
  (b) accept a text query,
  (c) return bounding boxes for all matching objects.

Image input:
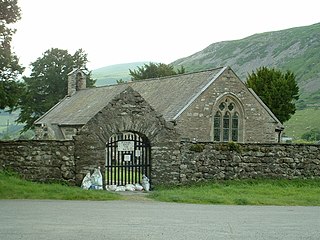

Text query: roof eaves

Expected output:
[172,66,227,120]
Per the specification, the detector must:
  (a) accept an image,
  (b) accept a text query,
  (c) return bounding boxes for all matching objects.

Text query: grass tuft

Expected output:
[0,171,122,201]
[150,179,320,206]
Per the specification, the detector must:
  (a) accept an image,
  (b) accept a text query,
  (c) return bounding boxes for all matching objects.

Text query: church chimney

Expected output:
[67,69,87,96]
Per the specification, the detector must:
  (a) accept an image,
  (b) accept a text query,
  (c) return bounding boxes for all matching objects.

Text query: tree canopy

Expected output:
[0,0,24,110]
[301,128,320,142]
[129,62,185,81]
[246,67,299,123]
[17,48,95,130]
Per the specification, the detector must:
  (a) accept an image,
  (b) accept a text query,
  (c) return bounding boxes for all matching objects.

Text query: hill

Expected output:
[283,108,320,140]
[92,62,147,86]
[0,110,24,139]
[172,23,320,108]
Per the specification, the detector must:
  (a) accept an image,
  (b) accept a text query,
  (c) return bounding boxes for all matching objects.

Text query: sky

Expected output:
[11,0,320,71]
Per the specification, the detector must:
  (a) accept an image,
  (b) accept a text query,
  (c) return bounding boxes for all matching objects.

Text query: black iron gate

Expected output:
[105,132,151,186]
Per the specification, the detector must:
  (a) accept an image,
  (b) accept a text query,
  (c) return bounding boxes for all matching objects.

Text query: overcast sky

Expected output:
[12,0,320,70]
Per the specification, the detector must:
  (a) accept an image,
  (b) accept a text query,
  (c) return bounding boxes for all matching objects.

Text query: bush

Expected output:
[301,128,320,141]
[189,144,205,152]
[227,141,242,153]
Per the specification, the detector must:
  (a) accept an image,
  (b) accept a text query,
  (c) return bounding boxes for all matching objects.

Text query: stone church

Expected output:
[34,66,283,143]
[33,66,284,186]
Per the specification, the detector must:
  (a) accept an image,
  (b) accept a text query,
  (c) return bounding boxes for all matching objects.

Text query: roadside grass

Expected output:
[0,171,122,201]
[2,170,320,205]
[149,179,320,206]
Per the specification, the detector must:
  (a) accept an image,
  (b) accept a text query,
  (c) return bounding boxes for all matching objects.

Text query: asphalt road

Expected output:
[0,199,319,240]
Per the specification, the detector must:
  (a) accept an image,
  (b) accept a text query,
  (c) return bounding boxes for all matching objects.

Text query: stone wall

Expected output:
[178,142,320,184]
[1,139,319,187]
[0,140,75,184]
[151,142,181,185]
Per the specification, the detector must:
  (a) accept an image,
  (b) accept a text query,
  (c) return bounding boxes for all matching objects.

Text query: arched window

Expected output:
[213,97,242,142]
[232,113,239,141]
[213,112,221,141]
[223,112,230,142]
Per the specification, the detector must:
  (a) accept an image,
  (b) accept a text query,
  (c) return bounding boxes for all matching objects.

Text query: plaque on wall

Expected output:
[124,155,131,162]
[118,141,134,151]
[135,150,141,157]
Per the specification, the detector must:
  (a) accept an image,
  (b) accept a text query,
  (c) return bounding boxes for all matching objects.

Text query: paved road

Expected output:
[0,199,319,240]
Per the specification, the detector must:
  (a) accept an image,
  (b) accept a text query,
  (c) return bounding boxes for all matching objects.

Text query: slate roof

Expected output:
[35,67,227,126]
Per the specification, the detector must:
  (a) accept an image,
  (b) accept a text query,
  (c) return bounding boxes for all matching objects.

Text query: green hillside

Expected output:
[3,24,320,140]
[92,62,147,86]
[172,23,320,108]
[0,110,24,139]
[283,108,320,141]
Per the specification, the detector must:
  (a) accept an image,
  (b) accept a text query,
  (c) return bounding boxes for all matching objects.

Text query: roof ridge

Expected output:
[134,66,225,82]
[91,66,226,89]
[172,66,228,120]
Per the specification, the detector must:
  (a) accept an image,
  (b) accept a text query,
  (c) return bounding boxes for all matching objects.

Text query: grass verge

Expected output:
[149,179,320,206]
[0,171,122,201]
[2,170,320,205]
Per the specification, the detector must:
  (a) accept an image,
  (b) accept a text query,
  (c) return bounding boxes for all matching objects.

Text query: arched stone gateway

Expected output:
[105,132,151,186]
[73,87,178,186]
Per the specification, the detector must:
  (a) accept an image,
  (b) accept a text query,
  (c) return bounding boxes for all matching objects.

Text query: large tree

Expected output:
[246,67,299,123]
[17,48,95,130]
[129,62,185,81]
[0,0,24,109]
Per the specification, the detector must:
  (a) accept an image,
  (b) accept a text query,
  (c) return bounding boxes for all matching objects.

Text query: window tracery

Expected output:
[213,97,242,142]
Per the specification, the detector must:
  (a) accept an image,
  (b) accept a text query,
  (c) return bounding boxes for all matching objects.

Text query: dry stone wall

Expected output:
[151,142,320,185]
[0,139,319,187]
[0,140,75,184]
[151,142,181,185]
[178,142,320,184]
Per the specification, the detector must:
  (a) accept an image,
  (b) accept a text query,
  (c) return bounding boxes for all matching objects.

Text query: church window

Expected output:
[231,113,239,141]
[213,97,241,142]
[228,103,234,111]
[219,102,226,111]
[213,112,221,141]
[223,112,230,141]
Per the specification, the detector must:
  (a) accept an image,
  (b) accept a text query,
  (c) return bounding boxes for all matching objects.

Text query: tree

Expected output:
[246,67,299,123]
[129,62,185,81]
[0,0,24,110]
[17,48,95,130]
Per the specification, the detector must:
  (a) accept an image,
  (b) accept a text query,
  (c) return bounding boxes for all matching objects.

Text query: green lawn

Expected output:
[149,179,320,206]
[0,171,122,201]
[2,171,320,206]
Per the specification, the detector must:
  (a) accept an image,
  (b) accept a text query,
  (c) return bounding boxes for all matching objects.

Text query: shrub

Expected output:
[301,128,320,141]
[189,143,205,152]
[227,141,242,153]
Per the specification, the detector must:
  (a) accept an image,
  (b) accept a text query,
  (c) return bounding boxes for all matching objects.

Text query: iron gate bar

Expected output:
[105,132,151,186]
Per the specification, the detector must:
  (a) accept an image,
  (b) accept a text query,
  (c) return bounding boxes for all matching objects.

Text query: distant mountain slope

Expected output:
[92,62,147,86]
[172,23,320,108]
